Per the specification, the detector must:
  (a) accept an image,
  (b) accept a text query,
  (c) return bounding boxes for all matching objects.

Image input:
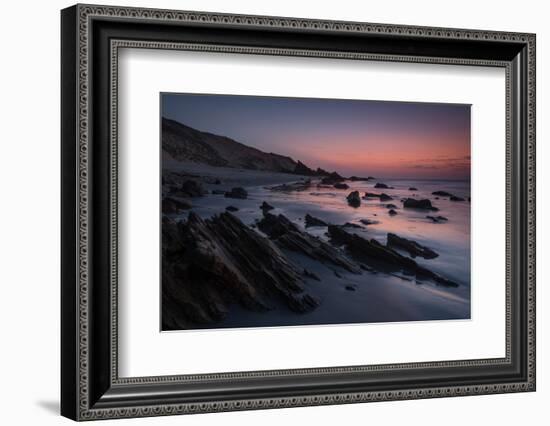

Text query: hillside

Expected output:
[162,117,319,175]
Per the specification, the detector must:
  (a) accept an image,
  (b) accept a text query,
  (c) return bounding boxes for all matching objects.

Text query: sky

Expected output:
[162,93,471,180]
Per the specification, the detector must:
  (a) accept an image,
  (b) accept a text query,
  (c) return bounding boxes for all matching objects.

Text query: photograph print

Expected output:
[161,93,471,331]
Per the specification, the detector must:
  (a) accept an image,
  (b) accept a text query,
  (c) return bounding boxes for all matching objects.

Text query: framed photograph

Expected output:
[61,4,536,421]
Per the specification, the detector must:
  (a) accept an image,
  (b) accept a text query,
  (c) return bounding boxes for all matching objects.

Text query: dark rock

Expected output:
[162,197,192,214]
[225,187,248,199]
[321,172,345,185]
[374,182,389,189]
[214,179,221,185]
[260,201,274,212]
[211,189,226,195]
[387,233,439,259]
[258,212,361,273]
[162,212,321,329]
[346,191,361,207]
[345,285,357,291]
[450,195,465,202]
[171,180,206,198]
[364,192,382,198]
[305,214,328,228]
[344,222,364,229]
[349,176,371,181]
[226,206,239,212]
[403,198,438,211]
[385,204,398,209]
[426,215,448,223]
[334,182,350,189]
[293,160,317,176]
[388,209,398,216]
[360,219,379,226]
[270,180,311,192]
[468,197,471,202]
[432,190,453,197]
[409,187,418,191]
[379,193,393,201]
[327,225,458,287]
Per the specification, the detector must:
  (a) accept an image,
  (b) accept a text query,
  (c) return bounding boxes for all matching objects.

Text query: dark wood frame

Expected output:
[61,4,536,421]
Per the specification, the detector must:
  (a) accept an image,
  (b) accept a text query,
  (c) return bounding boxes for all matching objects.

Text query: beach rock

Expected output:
[347,191,361,208]
[360,219,379,226]
[270,180,312,192]
[409,187,418,191]
[388,209,398,216]
[349,176,372,181]
[258,212,361,274]
[364,192,382,198]
[321,172,345,185]
[450,195,465,202]
[426,215,448,223]
[225,187,248,199]
[293,160,317,176]
[374,182,390,189]
[226,206,239,212]
[379,193,393,201]
[344,222,364,229]
[333,182,350,189]
[387,233,439,259]
[260,201,274,212]
[211,189,226,195]
[432,191,453,197]
[162,197,192,214]
[385,204,398,209]
[171,180,206,198]
[305,214,328,228]
[403,198,438,211]
[162,212,321,329]
[345,285,357,291]
[327,225,458,287]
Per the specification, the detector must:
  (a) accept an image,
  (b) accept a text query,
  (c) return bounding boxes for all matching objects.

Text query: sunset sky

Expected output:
[162,93,471,180]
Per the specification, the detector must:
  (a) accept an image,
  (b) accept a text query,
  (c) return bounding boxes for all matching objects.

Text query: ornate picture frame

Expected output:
[61,4,535,421]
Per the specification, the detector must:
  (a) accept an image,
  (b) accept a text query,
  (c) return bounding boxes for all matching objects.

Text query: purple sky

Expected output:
[162,93,471,180]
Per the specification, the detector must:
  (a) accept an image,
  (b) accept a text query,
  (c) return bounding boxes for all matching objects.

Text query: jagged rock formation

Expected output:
[258,213,361,273]
[260,201,274,212]
[387,233,439,259]
[327,225,457,287]
[305,214,328,228]
[270,180,312,192]
[162,197,192,214]
[162,213,321,329]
